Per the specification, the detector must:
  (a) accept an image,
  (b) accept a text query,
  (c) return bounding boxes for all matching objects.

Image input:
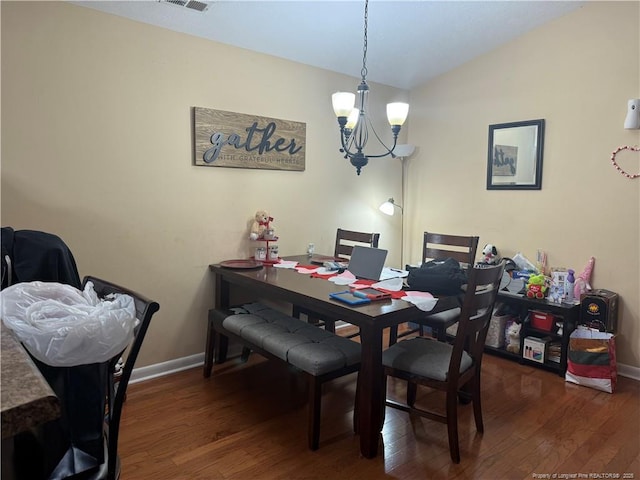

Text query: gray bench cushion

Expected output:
[221,302,361,376]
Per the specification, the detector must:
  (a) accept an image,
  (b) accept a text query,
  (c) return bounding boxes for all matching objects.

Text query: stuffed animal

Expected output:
[505,322,521,354]
[481,244,498,265]
[526,274,548,299]
[574,256,595,299]
[249,210,273,240]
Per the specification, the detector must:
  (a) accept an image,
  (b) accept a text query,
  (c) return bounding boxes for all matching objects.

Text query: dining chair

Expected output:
[334,228,380,259]
[381,260,505,463]
[293,228,380,335]
[390,231,479,345]
[83,275,160,480]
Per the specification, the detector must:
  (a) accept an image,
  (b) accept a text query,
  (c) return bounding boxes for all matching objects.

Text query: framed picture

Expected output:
[486,119,545,190]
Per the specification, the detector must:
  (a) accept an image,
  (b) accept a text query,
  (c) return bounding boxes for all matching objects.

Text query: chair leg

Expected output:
[389,326,398,346]
[471,375,484,433]
[436,326,448,342]
[380,375,387,431]
[446,389,461,464]
[352,373,360,433]
[308,376,322,450]
[406,381,418,407]
[323,319,335,333]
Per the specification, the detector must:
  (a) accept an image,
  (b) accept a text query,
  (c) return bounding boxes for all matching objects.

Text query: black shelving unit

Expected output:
[490,291,580,376]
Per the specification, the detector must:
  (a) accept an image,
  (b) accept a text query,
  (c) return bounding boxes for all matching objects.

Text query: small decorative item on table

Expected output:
[248,210,280,265]
[255,247,267,261]
[249,210,274,241]
[526,274,548,299]
[548,268,567,303]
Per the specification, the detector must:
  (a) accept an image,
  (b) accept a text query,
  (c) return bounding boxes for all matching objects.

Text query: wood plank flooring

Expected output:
[118,333,640,480]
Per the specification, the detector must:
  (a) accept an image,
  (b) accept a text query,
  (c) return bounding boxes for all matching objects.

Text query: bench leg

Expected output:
[308,376,322,451]
[204,316,215,378]
[214,332,229,364]
[240,347,252,363]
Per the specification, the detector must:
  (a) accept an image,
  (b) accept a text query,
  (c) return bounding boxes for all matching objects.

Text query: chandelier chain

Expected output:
[361,0,368,81]
[331,0,407,175]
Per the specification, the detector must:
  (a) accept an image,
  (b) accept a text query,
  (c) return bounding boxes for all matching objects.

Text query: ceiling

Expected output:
[72,0,586,90]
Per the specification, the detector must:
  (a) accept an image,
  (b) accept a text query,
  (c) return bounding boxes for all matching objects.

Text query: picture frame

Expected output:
[486,119,545,190]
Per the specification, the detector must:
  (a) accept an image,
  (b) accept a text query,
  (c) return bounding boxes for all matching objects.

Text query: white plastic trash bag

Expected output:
[1,281,137,367]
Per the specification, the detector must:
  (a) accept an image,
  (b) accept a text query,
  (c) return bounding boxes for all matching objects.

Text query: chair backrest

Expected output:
[422,232,479,267]
[82,275,160,480]
[334,228,380,259]
[448,261,505,384]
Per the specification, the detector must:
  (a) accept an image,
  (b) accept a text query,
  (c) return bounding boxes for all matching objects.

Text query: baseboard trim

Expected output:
[130,352,640,384]
[129,353,204,384]
[618,363,640,381]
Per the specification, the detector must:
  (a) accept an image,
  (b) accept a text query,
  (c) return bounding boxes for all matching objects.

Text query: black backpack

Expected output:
[407,257,467,295]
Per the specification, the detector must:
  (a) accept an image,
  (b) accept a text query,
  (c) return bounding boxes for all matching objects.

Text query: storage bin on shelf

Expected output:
[530,310,555,332]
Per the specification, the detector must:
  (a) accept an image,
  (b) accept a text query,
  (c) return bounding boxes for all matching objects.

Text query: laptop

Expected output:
[347,246,388,281]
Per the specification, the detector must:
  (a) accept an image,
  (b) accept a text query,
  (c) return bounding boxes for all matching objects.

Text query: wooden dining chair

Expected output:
[334,228,380,259]
[390,232,479,345]
[83,276,160,480]
[292,228,380,334]
[381,261,505,463]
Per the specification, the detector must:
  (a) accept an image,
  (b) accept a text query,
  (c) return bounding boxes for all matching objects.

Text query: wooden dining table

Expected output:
[208,255,459,458]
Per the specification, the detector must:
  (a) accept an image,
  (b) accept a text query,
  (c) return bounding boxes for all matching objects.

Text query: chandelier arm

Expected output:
[339,125,360,160]
[359,114,400,158]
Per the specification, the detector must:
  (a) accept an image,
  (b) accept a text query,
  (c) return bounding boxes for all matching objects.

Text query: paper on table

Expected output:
[328,270,356,285]
[371,277,404,291]
[296,265,320,274]
[274,261,299,269]
[401,291,437,311]
[313,266,338,275]
[379,267,409,280]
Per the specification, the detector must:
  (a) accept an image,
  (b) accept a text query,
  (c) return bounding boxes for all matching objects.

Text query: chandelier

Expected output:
[331,0,409,175]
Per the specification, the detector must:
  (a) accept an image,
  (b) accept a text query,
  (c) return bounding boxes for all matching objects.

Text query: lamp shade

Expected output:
[332,92,356,117]
[346,108,360,130]
[379,198,397,216]
[387,102,409,126]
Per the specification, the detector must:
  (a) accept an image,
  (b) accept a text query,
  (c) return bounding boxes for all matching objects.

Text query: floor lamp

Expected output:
[379,146,413,268]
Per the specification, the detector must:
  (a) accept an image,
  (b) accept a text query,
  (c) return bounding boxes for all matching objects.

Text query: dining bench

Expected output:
[204,302,361,450]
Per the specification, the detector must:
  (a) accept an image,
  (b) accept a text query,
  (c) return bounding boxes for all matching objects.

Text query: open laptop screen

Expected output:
[347,246,388,281]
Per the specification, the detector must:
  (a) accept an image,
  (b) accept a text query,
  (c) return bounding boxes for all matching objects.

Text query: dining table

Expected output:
[208,254,459,458]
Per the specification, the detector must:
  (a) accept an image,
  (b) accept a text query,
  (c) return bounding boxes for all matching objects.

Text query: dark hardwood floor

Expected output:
[119,330,640,480]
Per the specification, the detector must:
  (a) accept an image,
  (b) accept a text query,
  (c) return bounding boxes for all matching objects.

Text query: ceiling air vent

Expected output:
[158,0,211,13]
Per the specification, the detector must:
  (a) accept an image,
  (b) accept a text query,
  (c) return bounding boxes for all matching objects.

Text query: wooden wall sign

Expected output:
[193,107,306,171]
